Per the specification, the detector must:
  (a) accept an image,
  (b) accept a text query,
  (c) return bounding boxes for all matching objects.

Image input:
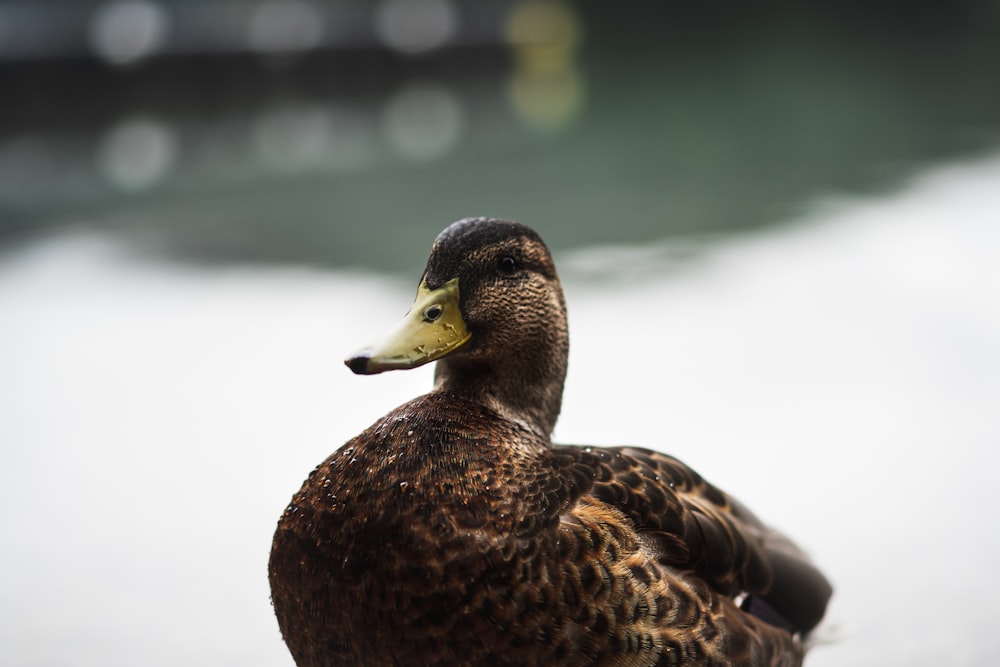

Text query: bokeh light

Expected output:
[381,84,465,161]
[374,0,456,55]
[253,102,333,173]
[506,0,581,73]
[97,117,178,191]
[88,0,169,66]
[246,0,324,56]
[505,1,584,132]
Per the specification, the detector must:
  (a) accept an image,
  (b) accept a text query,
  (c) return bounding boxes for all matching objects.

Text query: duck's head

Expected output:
[346,218,568,436]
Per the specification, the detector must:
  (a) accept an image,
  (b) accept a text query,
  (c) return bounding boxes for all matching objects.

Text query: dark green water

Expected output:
[2,2,1000,273]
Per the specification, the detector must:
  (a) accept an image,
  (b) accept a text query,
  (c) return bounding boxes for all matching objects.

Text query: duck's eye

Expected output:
[423,304,443,322]
[497,256,518,275]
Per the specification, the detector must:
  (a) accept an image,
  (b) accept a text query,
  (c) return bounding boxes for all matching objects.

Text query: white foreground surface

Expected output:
[2,154,999,666]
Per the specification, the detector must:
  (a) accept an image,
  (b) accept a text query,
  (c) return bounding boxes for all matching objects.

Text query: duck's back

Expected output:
[269,393,821,667]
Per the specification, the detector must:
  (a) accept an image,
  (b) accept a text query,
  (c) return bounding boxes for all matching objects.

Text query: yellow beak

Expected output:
[345,278,471,375]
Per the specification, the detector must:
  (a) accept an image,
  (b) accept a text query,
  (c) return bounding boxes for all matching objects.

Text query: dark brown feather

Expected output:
[270,394,825,666]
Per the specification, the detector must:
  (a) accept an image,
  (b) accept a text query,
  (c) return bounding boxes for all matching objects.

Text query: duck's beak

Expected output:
[345,278,471,375]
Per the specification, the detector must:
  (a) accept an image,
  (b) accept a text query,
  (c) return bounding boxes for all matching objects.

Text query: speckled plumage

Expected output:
[269,218,832,667]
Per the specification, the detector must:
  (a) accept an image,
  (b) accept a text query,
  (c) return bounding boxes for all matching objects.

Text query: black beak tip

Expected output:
[345,354,372,375]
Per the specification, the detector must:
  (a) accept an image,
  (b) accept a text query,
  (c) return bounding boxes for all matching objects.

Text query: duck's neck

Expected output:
[433,341,567,439]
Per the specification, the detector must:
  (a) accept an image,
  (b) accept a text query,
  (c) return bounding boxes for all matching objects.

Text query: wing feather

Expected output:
[552,444,832,634]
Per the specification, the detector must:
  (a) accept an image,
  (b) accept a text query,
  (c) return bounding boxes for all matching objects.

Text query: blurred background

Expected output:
[2,1,999,665]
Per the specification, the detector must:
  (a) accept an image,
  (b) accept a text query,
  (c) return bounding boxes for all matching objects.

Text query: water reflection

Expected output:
[1,152,999,665]
[97,115,178,190]
[5,4,1000,269]
[253,103,336,173]
[381,84,465,161]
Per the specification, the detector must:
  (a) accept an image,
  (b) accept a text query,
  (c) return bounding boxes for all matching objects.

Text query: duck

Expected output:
[268,217,832,667]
